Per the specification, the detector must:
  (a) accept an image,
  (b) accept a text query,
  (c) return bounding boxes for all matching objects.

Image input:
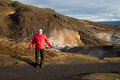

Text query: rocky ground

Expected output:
[0,62,120,80]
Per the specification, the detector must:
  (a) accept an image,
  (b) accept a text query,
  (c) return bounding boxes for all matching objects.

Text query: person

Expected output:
[28,29,52,68]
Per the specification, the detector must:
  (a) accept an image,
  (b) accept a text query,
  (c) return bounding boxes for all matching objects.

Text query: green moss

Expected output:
[64,56,98,63]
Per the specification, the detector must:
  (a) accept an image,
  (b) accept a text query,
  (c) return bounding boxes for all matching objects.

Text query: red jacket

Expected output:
[29,34,52,49]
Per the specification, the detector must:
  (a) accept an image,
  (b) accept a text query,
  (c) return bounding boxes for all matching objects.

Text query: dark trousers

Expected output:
[35,49,44,65]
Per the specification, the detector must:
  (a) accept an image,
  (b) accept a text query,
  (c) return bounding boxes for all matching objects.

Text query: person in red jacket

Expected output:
[28,29,52,68]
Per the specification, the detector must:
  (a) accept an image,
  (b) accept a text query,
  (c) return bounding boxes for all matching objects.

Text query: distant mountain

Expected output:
[99,21,120,26]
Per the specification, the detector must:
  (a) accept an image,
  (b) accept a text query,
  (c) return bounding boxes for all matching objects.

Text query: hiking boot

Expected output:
[39,65,43,68]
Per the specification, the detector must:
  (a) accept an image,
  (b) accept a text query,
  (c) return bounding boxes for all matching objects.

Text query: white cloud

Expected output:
[13,0,120,21]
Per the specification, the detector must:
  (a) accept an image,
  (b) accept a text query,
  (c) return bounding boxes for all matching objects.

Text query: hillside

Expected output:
[0,0,120,47]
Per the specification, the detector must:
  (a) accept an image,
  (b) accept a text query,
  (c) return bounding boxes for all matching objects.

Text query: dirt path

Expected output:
[0,62,120,80]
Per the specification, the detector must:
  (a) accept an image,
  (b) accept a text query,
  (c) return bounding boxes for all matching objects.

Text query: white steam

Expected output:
[48,29,83,48]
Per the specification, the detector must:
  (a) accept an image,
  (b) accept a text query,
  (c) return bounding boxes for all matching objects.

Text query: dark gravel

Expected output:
[0,62,120,80]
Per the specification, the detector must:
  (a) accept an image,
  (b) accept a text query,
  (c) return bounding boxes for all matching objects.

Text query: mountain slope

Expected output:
[0,0,120,47]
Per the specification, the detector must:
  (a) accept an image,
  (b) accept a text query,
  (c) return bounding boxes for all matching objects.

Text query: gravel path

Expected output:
[0,62,120,80]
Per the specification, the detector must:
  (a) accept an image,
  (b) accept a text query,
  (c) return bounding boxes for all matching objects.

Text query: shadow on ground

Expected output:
[10,55,36,67]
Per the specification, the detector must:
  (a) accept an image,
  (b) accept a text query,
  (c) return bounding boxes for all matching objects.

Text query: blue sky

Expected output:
[13,0,120,21]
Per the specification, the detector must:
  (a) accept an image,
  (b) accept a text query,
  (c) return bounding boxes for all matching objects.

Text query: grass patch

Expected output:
[0,37,99,65]
[48,53,99,64]
[80,73,120,80]
[63,54,99,64]
[104,57,120,62]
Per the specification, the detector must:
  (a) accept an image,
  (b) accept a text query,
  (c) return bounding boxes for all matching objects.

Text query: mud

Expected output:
[60,46,120,58]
